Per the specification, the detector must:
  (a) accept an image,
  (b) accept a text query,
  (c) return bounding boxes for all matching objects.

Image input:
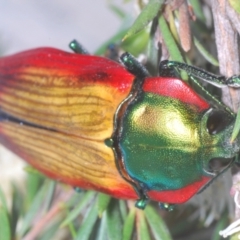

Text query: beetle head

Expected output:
[200,108,240,176]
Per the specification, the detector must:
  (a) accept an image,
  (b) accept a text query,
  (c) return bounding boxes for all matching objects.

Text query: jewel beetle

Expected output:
[0,40,240,210]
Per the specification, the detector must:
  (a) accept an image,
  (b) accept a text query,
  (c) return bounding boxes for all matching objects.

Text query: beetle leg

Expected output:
[120,52,150,79]
[160,60,240,88]
[69,39,89,55]
[159,203,175,211]
[159,60,231,88]
[73,187,82,193]
[135,197,148,210]
[159,60,235,117]
[225,75,240,88]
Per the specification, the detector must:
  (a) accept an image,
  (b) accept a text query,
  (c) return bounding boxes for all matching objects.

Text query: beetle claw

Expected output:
[135,198,148,210]
[73,187,82,193]
[159,203,175,211]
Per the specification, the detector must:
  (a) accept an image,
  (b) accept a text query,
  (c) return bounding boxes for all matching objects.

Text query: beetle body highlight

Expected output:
[0,45,239,209]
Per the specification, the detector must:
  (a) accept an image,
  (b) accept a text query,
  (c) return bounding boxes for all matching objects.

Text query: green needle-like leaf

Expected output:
[43,181,56,211]
[75,203,98,240]
[96,212,107,240]
[123,0,164,40]
[61,191,95,227]
[122,207,136,240]
[189,0,206,21]
[0,207,11,240]
[94,29,128,55]
[106,200,122,240]
[119,200,128,222]
[38,219,62,240]
[147,20,159,76]
[122,30,149,56]
[19,180,51,237]
[211,213,228,240]
[0,187,8,211]
[26,172,44,205]
[97,193,111,217]
[158,15,183,62]
[168,9,179,44]
[145,205,172,240]
[231,109,240,141]
[193,37,219,66]
[229,0,240,14]
[139,211,151,240]
[11,183,24,237]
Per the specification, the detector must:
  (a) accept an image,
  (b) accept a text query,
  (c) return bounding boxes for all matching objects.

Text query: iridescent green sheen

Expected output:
[135,199,147,209]
[120,92,240,191]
